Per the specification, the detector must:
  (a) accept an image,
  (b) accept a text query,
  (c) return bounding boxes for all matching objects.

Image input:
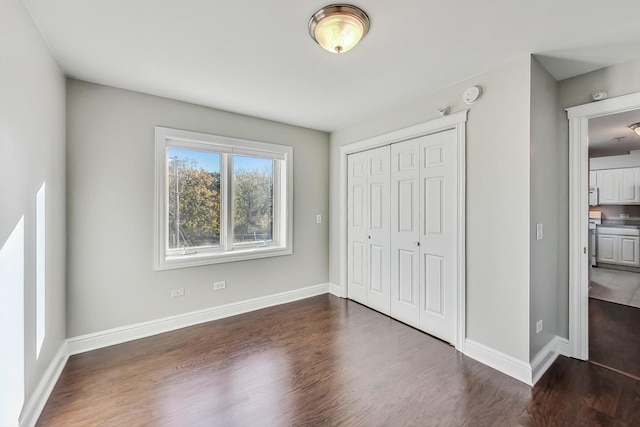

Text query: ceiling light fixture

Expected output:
[308,4,370,54]
[630,123,640,136]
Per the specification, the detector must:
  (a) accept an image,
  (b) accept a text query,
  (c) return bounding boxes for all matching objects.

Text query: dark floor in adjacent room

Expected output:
[589,297,640,379]
[38,295,640,426]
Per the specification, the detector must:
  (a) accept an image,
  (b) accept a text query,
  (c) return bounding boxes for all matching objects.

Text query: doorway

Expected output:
[587,108,640,378]
[568,91,640,377]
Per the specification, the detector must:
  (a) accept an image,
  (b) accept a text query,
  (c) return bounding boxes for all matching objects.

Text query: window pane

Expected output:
[233,156,274,244]
[167,148,221,250]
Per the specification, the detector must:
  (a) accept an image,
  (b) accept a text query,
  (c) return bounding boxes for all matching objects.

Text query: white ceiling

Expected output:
[589,109,640,158]
[22,0,640,132]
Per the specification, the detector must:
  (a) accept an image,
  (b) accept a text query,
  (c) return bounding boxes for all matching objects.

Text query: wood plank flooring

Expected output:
[589,297,640,379]
[38,295,640,426]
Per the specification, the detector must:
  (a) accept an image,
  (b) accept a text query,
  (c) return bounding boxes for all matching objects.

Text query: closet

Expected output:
[347,129,459,344]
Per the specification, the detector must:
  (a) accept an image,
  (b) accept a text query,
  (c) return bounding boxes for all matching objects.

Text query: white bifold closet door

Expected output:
[416,129,458,343]
[349,129,458,345]
[390,138,421,327]
[347,146,391,315]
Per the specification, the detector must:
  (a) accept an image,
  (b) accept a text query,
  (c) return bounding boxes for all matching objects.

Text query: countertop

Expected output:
[600,218,640,228]
[598,224,640,229]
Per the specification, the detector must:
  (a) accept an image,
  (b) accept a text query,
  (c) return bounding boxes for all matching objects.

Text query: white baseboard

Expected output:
[530,336,571,385]
[531,337,559,385]
[328,282,342,297]
[20,341,69,427]
[464,335,570,387]
[67,283,330,355]
[556,336,570,357]
[464,339,532,385]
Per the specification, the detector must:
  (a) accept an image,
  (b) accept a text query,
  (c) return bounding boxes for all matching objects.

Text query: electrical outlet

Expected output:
[171,288,185,298]
[536,320,543,334]
[536,223,543,240]
[316,214,322,224]
[214,281,226,290]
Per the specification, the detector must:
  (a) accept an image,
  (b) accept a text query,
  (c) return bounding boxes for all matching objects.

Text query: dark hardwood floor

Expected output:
[38,295,639,426]
[590,297,640,379]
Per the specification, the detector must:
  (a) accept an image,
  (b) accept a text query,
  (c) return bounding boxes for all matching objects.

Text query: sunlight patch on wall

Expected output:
[0,216,25,427]
[36,182,46,358]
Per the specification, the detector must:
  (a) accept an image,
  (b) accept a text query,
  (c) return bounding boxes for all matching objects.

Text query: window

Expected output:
[154,127,293,270]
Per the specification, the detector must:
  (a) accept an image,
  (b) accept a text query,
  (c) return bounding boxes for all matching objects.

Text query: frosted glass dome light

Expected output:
[309,5,370,54]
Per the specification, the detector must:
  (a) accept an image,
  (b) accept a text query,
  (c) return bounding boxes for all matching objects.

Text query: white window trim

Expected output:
[154,126,293,270]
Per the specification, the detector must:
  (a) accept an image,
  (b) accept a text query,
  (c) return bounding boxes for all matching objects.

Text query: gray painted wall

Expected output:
[529,57,564,358]
[66,80,329,336]
[1,0,67,409]
[330,58,532,362]
[559,57,640,109]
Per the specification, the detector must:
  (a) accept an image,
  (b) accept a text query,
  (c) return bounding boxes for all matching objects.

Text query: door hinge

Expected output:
[584,247,587,254]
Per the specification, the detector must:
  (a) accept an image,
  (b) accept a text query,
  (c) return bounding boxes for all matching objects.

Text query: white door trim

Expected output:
[567,91,640,360]
[338,110,468,351]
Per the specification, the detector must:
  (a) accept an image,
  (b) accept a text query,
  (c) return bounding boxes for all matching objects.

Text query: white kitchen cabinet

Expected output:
[597,227,640,266]
[619,236,640,265]
[596,169,619,204]
[594,167,640,205]
[597,234,617,263]
[589,170,597,187]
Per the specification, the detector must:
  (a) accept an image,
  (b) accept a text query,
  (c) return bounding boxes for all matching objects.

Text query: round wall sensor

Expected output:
[463,86,481,104]
[591,91,608,101]
[437,107,450,116]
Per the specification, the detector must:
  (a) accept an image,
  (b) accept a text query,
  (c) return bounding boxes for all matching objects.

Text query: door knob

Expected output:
[415,241,420,246]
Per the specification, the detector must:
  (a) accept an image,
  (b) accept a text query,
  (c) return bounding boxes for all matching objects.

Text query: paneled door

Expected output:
[390,139,420,327]
[347,146,391,315]
[419,129,458,344]
[348,129,458,345]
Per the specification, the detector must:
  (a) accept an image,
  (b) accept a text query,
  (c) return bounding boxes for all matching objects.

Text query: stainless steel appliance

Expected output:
[589,211,602,267]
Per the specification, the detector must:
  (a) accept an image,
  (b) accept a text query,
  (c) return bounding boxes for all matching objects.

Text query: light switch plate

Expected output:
[536,223,543,240]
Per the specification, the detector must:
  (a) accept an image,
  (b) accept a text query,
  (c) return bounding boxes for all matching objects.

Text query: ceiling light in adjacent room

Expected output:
[630,123,640,136]
[309,4,370,54]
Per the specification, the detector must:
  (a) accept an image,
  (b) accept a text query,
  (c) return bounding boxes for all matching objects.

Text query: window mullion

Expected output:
[225,155,234,251]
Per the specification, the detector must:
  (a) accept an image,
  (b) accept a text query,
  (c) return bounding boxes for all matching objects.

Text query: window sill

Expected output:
[154,245,292,271]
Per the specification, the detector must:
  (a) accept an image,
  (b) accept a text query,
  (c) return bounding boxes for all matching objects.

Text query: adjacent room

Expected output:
[2,0,640,425]
[587,109,640,379]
